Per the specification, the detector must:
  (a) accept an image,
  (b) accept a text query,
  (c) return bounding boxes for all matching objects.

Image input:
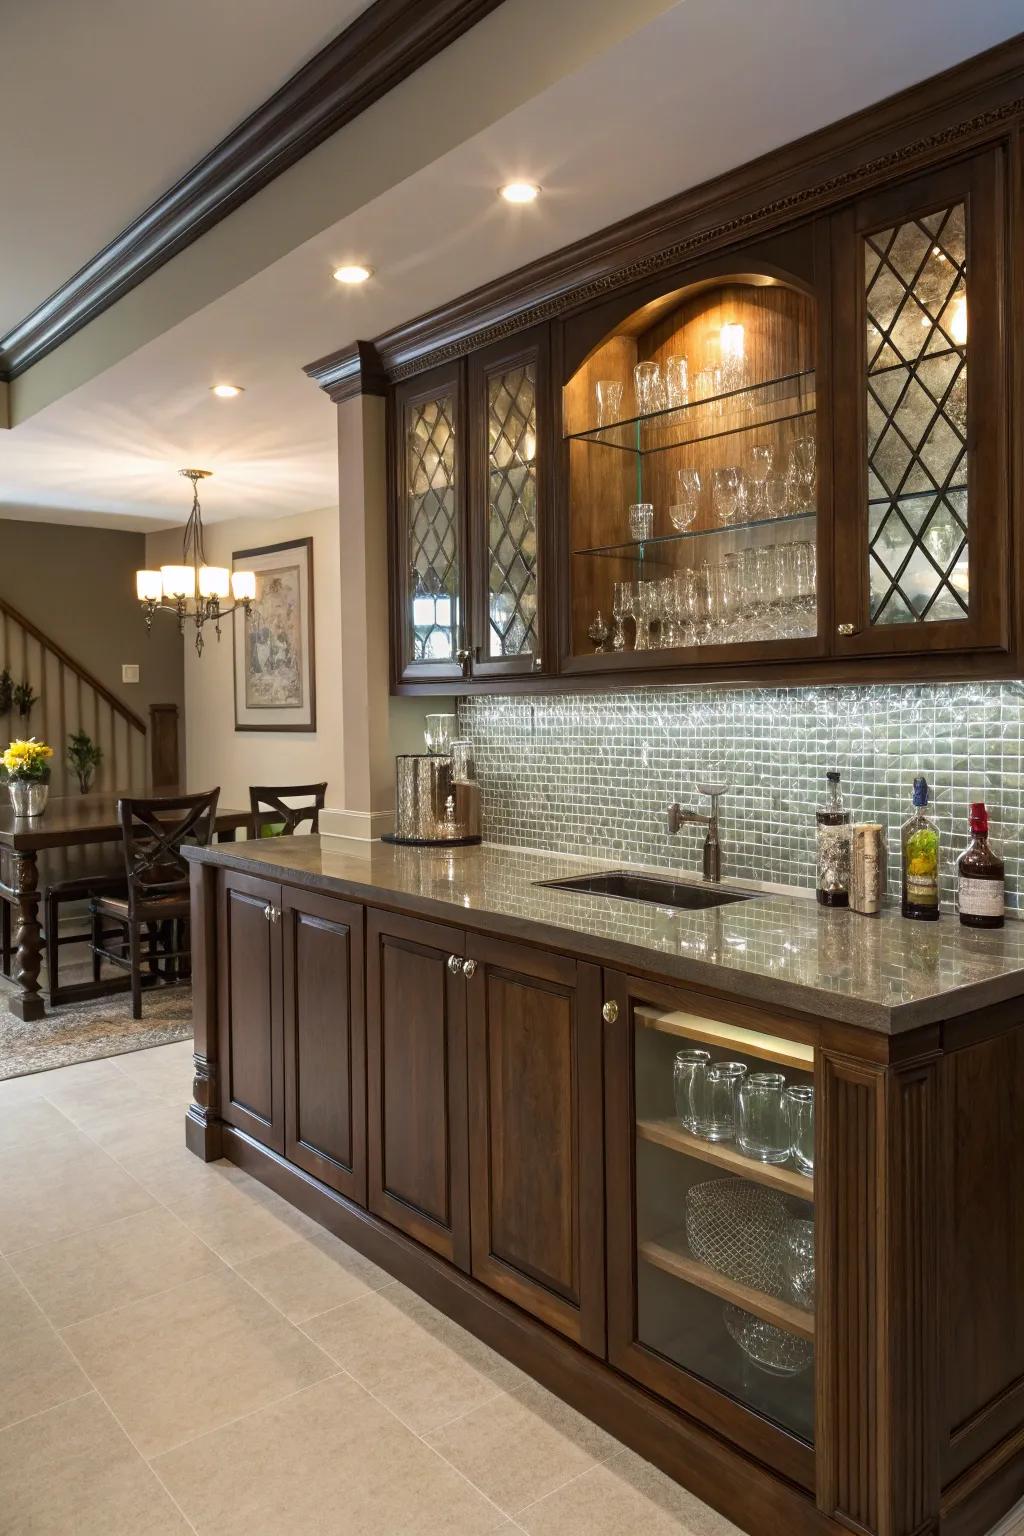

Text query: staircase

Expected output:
[0,595,148,878]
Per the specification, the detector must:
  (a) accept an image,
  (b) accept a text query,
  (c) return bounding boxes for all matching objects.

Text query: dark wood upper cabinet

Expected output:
[464,933,605,1353]
[391,361,468,685]
[281,887,366,1205]
[467,325,550,679]
[365,908,471,1268]
[217,869,285,1154]
[831,147,1009,660]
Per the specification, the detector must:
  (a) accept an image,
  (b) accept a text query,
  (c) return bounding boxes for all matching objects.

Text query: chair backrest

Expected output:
[249,782,327,839]
[117,789,220,911]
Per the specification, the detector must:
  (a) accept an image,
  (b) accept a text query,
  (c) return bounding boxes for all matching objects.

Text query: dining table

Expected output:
[0,793,256,1020]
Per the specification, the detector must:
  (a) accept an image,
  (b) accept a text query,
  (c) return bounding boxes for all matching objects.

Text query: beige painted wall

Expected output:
[0,514,185,767]
[146,505,345,808]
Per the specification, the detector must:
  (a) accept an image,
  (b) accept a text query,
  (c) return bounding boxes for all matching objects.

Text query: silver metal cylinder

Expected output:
[394,754,463,842]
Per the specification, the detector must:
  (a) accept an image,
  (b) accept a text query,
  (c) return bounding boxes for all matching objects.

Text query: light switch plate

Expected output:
[122,664,140,684]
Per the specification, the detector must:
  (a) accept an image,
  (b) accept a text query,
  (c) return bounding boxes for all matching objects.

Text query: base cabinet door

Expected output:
[366,909,470,1268]
[217,870,284,1154]
[282,888,366,1205]
[465,935,605,1352]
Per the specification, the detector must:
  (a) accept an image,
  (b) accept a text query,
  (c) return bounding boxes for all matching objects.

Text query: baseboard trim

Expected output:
[219,1124,835,1536]
[320,808,394,841]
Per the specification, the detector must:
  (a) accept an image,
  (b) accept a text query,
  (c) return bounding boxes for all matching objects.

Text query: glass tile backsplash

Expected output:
[459,683,1024,913]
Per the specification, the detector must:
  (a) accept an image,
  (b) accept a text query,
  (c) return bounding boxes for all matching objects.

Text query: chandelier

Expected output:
[135,469,256,656]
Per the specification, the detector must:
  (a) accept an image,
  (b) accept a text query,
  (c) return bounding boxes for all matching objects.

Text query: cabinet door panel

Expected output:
[832,148,1008,657]
[282,888,366,1204]
[466,936,604,1352]
[217,870,283,1153]
[366,909,469,1267]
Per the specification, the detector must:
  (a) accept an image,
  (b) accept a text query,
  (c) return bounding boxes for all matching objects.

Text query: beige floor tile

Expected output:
[0,1098,79,1151]
[127,1142,251,1206]
[0,1392,192,1535]
[110,1049,193,1102]
[62,1265,337,1457]
[153,1373,511,1536]
[168,1172,323,1265]
[303,1281,526,1435]
[77,1097,188,1163]
[0,1072,49,1107]
[0,1260,91,1430]
[40,1062,150,1126]
[0,1134,155,1255]
[425,1378,620,1512]
[10,1206,224,1327]
[235,1228,392,1323]
[517,1446,745,1536]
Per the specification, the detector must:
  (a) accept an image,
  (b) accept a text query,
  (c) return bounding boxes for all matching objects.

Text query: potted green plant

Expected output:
[13,681,38,719]
[67,729,103,794]
[2,737,54,816]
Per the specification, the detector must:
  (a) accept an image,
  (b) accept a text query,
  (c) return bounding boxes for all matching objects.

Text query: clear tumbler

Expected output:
[737,1071,789,1164]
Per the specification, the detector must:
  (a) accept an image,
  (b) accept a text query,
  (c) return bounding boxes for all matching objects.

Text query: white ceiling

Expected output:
[0,0,368,334]
[0,0,1021,529]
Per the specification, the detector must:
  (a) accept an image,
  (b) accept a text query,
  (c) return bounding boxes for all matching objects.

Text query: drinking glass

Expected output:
[424,713,456,754]
[766,476,790,519]
[702,1060,747,1142]
[633,361,666,416]
[658,578,680,648]
[711,466,744,527]
[747,444,774,516]
[721,552,741,642]
[785,1217,815,1309]
[628,503,654,541]
[635,580,657,650]
[791,434,817,511]
[705,561,726,645]
[694,364,722,417]
[665,355,689,409]
[670,467,702,531]
[795,541,817,631]
[673,1047,712,1134]
[595,379,624,427]
[786,1083,815,1175]
[611,580,629,651]
[737,1071,790,1163]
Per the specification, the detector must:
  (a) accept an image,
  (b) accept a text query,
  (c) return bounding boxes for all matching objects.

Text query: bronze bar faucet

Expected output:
[667,790,724,882]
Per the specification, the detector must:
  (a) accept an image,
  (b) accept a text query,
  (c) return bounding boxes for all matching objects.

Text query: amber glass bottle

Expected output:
[957,802,1005,929]
[816,770,851,908]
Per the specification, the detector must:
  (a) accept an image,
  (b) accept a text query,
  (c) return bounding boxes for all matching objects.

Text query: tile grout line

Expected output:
[0,1386,97,1438]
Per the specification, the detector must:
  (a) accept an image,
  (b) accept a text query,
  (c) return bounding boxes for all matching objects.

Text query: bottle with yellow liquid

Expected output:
[900,775,940,921]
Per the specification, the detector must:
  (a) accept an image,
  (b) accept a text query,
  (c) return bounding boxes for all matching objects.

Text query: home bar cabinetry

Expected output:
[307,43,1022,693]
[187,842,1024,1536]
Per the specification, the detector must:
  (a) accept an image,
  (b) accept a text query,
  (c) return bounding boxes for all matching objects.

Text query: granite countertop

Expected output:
[185,836,1024,1033]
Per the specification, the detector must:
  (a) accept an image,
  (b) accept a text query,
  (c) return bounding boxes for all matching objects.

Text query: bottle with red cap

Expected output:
[957,802,1005,929]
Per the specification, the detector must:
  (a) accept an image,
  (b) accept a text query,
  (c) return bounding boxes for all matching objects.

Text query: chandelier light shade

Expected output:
[136,469,255,655]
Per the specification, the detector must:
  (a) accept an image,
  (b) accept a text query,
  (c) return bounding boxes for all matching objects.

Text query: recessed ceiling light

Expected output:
[210,383,244,398]
[333,264,373,284]
[499,181,540,204]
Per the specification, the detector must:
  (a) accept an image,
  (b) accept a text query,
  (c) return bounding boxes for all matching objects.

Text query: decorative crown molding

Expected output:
[305,32,1024,399]
[0,0,505,383]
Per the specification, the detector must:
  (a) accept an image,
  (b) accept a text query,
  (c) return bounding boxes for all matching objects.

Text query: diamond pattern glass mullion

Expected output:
[863,202,969,627]
[486,363,538,658]
[405,393,460,664]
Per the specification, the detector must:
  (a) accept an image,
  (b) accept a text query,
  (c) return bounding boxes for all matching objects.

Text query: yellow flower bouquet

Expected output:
[2,737,54,784]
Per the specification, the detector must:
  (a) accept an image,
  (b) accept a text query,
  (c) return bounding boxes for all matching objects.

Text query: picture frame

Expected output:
[232,536,316,732]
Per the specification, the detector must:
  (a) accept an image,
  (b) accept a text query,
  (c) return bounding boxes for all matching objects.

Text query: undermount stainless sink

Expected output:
[536,871,760,911]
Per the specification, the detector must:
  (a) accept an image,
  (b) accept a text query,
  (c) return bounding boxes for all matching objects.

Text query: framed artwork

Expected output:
[232,537,316,732]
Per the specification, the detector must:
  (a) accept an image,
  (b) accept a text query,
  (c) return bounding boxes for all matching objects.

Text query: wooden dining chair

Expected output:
[248,782,327,839]
[92,788,220,1018]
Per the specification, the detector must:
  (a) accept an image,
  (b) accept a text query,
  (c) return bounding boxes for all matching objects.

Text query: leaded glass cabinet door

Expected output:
[393,364,467,683]
[469,328,548,678]
[832,150,1008,659]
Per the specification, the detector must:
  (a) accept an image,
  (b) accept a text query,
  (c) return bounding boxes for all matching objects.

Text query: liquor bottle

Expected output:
[957,802,1004,929]
[901,776,940,921]
[816,769,851,908]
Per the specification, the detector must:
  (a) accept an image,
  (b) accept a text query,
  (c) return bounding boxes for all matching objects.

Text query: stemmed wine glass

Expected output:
[670,468,702,531]
[712,466,744,527]
[790,435,817,513]
[748,445,773,517]
[611,580,629,650]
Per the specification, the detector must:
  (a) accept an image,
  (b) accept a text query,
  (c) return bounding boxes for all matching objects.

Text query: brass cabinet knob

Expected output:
[602,1000,619,1024]
[447,954,462,975]
[462,958,477,979]
[837,622,856,636]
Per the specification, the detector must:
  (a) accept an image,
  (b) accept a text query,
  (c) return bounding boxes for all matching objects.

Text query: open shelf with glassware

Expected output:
[628,999,816,1446]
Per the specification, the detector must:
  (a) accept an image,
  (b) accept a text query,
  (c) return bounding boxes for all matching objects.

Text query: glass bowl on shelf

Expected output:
[723,1304,814,1377]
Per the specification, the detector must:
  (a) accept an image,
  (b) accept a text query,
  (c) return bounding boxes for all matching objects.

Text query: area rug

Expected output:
[0,978,193,1079]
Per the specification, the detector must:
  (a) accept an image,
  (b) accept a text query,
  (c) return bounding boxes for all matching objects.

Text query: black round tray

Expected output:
[381,833,482,848]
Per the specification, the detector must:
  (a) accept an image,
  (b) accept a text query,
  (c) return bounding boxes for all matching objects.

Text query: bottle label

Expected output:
[907,874,938,906]
[958,876,1004,918]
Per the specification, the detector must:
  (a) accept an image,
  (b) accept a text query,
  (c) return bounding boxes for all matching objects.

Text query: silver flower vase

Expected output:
[9,781,49,816]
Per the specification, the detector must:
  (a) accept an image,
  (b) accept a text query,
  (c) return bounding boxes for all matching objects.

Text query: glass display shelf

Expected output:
[636,1118,814,1199]
[573,510,815,565]
[565,369,816,456]
[639,1230,814,1340]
